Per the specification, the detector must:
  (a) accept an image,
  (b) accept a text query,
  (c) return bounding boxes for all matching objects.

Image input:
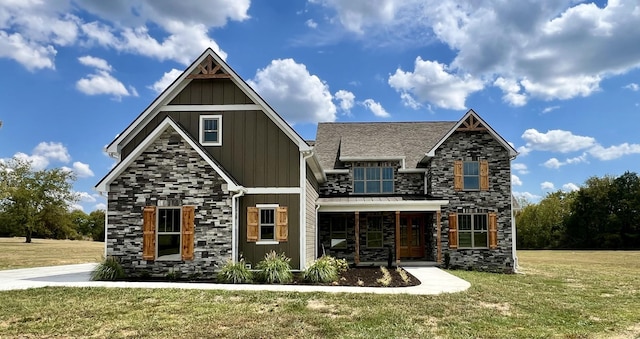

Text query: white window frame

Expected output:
[156,207,182,261]
[457,213,488,249]
[256,203,279,245]
[199,115,222,146]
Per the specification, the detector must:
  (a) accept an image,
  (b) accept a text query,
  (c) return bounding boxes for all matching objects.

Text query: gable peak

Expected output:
[186,54,231,79]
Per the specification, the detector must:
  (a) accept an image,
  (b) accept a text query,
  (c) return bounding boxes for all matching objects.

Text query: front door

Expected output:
[399,215,425,258]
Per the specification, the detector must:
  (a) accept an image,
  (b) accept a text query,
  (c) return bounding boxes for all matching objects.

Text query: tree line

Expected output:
[516,171,640,249]
[0,158,104,242]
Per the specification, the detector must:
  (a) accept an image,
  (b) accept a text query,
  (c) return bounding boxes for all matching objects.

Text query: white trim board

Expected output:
[244,187,302,194]
[160,104,261,112]
[317,199,449,213]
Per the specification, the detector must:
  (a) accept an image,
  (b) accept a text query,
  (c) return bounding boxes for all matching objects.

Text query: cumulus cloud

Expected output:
[313,0,640,105]
[334,90,355,113]
[33,142,71,163]
[76,55,136,99]
[72,161,94,178]
[388,57,483,110]
[361,99,390,118]
[306,19,318,29]
[513,191,542,202]
[588,143,640,161]
[78,55,111,71]
[543,153,587,169]
[562,183,580,192]
[150,68,182,93]
[542,106,560,114]
[76,191,97,203]
[512,163,528,175]
[625,83,639,91]
[521,129,596,153]
[511,174,522,186]
[541,181,555,190]
[94,203,107,211]
[249,58,337,124]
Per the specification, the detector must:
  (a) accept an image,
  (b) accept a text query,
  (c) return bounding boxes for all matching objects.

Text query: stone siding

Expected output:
[107,127,233,277]
[319,161,424,196]
[430,130,515,273]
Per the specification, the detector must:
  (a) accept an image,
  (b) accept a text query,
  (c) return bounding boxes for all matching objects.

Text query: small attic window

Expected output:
[199,115,222,146]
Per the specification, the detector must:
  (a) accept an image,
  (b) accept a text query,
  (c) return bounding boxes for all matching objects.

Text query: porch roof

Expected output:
[317,196,449,212]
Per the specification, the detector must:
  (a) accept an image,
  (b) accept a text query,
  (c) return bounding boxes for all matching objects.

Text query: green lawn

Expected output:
[0,237,104,270]
[0,249,639,338]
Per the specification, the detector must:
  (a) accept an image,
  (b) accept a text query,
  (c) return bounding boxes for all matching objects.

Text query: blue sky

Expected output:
[1,0,639,212]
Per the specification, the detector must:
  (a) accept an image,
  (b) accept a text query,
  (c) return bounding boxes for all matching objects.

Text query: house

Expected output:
[96,48,519,275]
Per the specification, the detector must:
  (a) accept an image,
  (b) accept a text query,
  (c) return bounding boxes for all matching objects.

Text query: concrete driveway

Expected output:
[0,263,470,295]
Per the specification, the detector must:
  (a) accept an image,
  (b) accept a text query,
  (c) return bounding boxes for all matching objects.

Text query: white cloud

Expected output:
[400,92,422,109]
[78,55,111,71]
[521,129,596,153]
[0,31,57,71]
[388,57,484,110]
[94,203,107,211]
[543,158,562,169]
[562,183,580,192]
[72,161,94,178]
[541,181,555,190]
[511,174,522,186]
[361,99,390,118]
[306,19,318,29]
[309,0,402,34]
[76,70,133,98]
[542,106,560,114]
[69,203,84,212]
[513,191,542,202]
[512,163,528,174]
[334,90,355,113]
[33,142,70,163]
[13,152,49,171]
[494,77,527,106]
[543,153,587,169]
[588,143,640,161]
[249,58,337,124]
[77,191,97,203]
[150,68,182,93]
[625,83,639,91]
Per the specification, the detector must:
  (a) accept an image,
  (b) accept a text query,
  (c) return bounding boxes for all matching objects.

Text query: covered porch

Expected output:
[317,197,449,265]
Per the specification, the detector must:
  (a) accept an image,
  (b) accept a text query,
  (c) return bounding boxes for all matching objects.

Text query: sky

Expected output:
[1,0,639,212]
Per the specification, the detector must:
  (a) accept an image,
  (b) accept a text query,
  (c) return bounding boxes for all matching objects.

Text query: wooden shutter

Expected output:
[247,207,259,242]
[142,206,156,260]
[454,160,463,191]
[448,212,458,249]
[488,212,498,249]
[480,160,489,191]
[181,206,195,260]
[276,206,288,242]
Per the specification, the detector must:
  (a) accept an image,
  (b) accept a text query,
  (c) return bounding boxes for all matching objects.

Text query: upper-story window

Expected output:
[463,161,479,190]
[454,160,489,191]
[199,115,222,146]
[353,167,394,194]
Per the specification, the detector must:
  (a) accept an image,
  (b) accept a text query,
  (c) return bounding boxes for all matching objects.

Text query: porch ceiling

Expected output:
[317,197,449,212]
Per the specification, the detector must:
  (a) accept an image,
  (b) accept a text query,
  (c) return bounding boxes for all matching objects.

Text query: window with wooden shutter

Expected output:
[247,207,259,242]
[276,206,288,242]
[181,206,195,260]
[480,160,489,191]
[488,212,498,249]
[448,212,458,249]
[454,160,463,191]
[142,206,156,260]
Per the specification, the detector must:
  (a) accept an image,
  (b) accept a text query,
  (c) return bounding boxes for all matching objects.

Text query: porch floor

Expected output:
[357,261,439,268]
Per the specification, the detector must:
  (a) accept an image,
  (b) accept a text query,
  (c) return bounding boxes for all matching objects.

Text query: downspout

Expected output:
[231,187,246,264]
[315,204,320,259]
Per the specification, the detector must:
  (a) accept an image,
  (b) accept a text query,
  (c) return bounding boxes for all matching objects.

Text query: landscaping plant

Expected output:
[217,259,253,284]
[304,256,339,283]
[255,251,292,284]
[90,256,125,281]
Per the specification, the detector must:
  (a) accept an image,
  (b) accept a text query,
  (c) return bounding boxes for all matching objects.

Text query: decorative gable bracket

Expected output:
[186,55,231,79]
[456,114,486,132]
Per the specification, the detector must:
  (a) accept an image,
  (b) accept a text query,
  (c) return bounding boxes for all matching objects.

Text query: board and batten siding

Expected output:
[121,110,300,187]
[239,194,301,269]
[169,79,254,105]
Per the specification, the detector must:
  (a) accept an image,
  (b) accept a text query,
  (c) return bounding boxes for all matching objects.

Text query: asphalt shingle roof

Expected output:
[314,121,457,170]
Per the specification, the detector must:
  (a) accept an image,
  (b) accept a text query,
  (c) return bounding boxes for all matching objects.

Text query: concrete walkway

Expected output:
[0,263,470,295]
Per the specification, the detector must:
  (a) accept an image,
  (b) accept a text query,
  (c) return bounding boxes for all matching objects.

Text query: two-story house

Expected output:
[96,48,518,276]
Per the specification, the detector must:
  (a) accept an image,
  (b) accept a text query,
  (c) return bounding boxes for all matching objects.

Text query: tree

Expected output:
[516,190,574,249]
[88,210,105,241]
[0,158,78,243]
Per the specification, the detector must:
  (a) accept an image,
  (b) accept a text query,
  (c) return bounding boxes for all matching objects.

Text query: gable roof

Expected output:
[96,116,240,192]
[426,109,518,158]
[314,121,456,171]
[105,48,312,157]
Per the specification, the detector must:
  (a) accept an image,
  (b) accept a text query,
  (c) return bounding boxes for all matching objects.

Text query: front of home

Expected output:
[96,48,518,276]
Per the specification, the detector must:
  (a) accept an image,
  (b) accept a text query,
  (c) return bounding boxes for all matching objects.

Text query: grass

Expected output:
[0,244,639,337]
[0,237,103,270]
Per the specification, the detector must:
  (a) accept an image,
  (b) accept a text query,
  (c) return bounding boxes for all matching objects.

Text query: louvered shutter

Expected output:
[181,206,195,260]
[480,160,489,191]
[247,207,259,242]
[448,212,458,249]
[142,206,156,260]
[454,160,463,191]
[276,206,288,242]
[488,212,498,249]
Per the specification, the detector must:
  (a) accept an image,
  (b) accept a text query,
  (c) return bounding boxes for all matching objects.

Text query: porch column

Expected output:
[436,211,442,263]
[395,211,400,265]
[354,211,360,265]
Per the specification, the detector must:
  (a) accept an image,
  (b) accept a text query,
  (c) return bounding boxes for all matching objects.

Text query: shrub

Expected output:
[304,256,339,283]
[376,266,392,286]
[255,251,292,284]
[165,268,182,281]
[217,259,253,284]
[91,256,125,281]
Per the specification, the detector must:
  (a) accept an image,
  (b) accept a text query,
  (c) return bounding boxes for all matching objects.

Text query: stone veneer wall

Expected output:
[107,128,233,277]
[319,161,424,196]
[430,130,514,273]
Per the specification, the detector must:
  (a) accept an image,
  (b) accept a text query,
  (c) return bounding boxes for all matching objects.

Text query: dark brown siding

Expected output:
[239,194,301,269]
[169,79,254,105]
[120,110,300,187]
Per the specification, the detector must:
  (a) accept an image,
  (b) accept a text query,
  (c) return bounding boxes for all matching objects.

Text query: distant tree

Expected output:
[565,175,615,248]
[0,158,78,243]
[516,190,574,249]
[69,209,91,237]
[88,210,105,242]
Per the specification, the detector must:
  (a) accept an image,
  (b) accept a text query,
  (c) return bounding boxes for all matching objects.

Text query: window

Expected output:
[199,115,222,146]
[366,216,383,248]
[157,208,181,259]
[463,161,479,190]
[353,167,394,194]
[458,214,488,248]
[330,217,347,249]
[247,205,288,243]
